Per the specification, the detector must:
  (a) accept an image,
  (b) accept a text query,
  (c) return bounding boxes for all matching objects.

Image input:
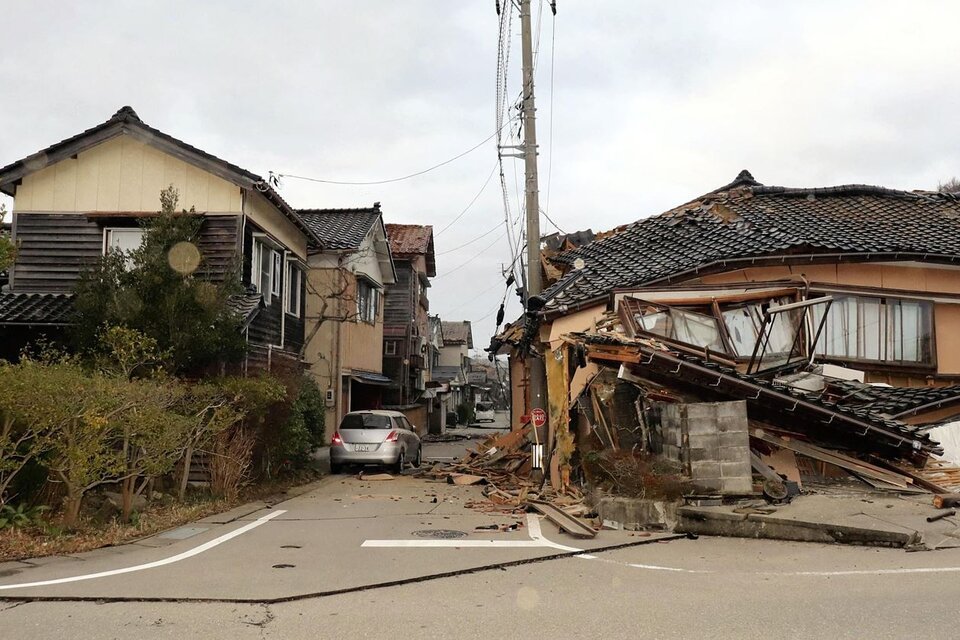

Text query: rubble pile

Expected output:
[418,425,596,537]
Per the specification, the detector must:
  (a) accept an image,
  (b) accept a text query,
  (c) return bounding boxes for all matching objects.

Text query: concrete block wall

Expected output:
[650,400,752,495]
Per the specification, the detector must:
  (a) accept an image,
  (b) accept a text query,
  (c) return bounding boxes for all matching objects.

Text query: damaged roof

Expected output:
[831,381,960,420]
[577,330,942,459]
[385,223,436,276]
[296,204,383,251]
[543,170,960,311]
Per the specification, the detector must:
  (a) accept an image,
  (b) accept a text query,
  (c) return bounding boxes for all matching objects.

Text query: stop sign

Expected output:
[531,408,547,428]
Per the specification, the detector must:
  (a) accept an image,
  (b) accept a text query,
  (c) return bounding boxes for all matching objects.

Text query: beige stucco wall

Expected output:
[304,245,387,435]
[439,344,467,367]
[13,134,242,214]
[243,191,307,260]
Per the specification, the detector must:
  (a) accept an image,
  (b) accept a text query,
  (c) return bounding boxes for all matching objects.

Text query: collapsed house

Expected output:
[492,171,960,504]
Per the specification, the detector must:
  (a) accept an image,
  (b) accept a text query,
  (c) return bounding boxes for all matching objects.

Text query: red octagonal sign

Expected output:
[531,408,547,428]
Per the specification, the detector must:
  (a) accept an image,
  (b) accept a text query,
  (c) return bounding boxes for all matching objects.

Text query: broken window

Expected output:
[622,298,727,355]
[721,297,797,359]
[810,295,933,365]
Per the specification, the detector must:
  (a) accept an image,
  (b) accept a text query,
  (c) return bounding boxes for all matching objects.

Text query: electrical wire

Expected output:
[435,221,504,256]
[540,206,565,234]
[544,9,556,222]
[276,116,515,186]
[436,229,507,278]
[435,160,499,237]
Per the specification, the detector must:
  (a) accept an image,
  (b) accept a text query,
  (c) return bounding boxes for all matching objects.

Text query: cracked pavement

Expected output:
[3,424,960,638]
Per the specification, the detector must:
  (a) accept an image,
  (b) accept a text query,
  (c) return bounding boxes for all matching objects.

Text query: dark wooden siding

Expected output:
[383,262,414,332]
[12,213,103,291]
[242,218,305,351]
[197,216,241,281]
[12,212,241,292]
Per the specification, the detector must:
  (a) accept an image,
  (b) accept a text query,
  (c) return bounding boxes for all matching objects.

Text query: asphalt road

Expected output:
[2,411,960,638]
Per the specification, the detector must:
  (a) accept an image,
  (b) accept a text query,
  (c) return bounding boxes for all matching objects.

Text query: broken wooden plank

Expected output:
[933,493,960,509]
[527,499,597,539]
[751,429,913,489]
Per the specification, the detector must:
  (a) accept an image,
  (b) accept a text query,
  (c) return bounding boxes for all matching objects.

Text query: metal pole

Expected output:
[519,0,548,453]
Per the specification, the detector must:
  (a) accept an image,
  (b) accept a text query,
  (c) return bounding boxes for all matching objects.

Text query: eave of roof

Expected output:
[0,106,324,250]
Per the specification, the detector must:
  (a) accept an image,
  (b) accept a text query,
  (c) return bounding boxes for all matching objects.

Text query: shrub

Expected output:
[72,186,246,375]
[274,376,326,471]
[581,450,691,500]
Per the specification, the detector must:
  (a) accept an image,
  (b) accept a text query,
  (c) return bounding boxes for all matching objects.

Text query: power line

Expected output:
[435,161,499,237]
[435,221,504,256]
[544,8,556,220]
[276,117,514,186]
[436,229,507,278]
[540,206,565,234]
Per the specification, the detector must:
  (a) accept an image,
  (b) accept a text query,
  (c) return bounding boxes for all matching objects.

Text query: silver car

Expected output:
[330,410,422,474]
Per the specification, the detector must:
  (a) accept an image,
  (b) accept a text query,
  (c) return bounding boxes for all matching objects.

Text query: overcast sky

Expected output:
[3,1,960,351]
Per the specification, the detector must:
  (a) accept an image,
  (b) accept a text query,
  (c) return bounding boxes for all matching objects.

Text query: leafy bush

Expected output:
[72,186,246,375]
[0,504,48,530]
[274,376,326,471]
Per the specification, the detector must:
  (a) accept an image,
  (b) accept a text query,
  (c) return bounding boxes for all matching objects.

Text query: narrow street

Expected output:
[1,413,959,639]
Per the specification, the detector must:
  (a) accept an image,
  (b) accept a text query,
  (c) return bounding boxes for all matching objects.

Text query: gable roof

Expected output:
[0,106,323,249]
[541,170,960,312]
[385,223,436,276]
[296,204,382,251]
[441,320,473,348]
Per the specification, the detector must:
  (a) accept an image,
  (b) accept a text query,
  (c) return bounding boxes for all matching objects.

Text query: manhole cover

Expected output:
[412,529,468,539]
[272,564,296,569]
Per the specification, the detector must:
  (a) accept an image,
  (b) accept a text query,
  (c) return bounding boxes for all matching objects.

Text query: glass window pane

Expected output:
[637,311,671,337]
[722,306,761,357]
[672,309,725,352]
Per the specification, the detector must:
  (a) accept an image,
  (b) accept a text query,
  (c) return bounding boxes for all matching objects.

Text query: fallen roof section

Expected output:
[574,331,942,460]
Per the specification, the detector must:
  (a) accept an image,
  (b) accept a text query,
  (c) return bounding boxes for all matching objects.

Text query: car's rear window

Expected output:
[339,413,392,429]
[476,403,491,412]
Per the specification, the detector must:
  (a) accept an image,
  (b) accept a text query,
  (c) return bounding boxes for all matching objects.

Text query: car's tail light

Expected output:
[331,431,343,446]
[385,430,400,443]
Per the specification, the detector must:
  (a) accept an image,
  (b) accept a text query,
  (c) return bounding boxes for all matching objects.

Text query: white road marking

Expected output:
[364,516,960,578]
[0,509,286,591]
[362,514,583,551]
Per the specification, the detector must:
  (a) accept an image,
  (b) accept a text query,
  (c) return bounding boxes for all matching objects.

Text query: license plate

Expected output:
[354,445,369,452]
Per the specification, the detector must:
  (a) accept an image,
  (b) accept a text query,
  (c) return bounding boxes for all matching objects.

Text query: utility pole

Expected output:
[519,0,549,459]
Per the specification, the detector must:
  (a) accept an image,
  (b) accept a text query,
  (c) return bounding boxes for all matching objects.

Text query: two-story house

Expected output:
[0,107,320,364]
[382,223,436,431]
[296,205,396,434]
[434,320,474,412]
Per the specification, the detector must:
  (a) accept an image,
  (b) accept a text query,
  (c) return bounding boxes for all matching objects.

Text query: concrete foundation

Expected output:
[596,496,679,531]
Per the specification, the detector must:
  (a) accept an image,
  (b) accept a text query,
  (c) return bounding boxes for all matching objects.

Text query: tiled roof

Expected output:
[831,381,960,419]
[226,290,263,328]
[0,292,75,325]
[0,106,324,249]
[296,205,381,251]
[385,224,436,276]
[543,171,960,310]
[441,320,473,347]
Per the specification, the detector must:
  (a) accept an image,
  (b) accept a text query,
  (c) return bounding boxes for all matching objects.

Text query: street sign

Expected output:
[531,408,547,428]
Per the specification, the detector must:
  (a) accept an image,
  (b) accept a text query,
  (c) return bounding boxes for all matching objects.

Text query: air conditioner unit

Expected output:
[325,389,335,407]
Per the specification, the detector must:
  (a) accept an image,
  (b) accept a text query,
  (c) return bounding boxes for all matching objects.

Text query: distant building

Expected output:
[382,223,436,432]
